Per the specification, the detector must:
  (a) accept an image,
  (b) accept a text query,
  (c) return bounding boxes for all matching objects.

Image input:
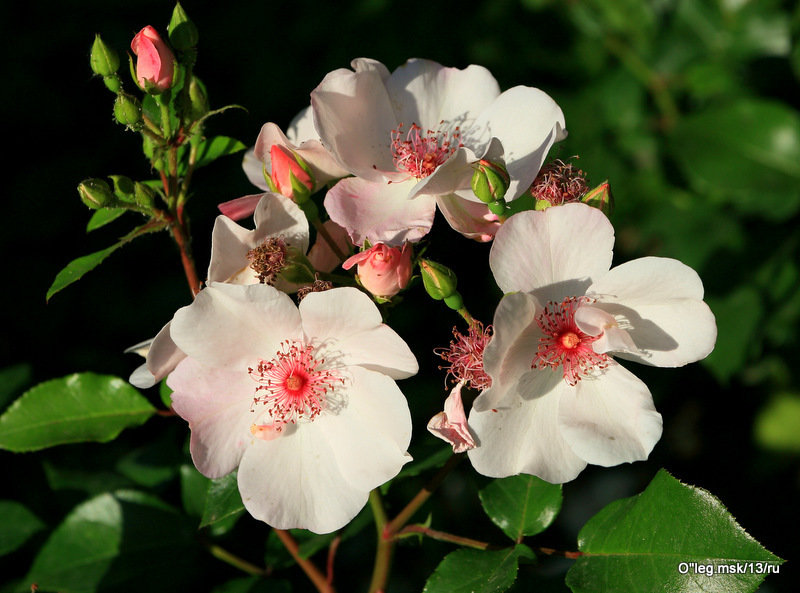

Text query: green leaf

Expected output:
[192,135,246,170]
[0,363,32,411]
[211,577,290,593]
[566,470,783,593]
[669,99,800,221]
[0,373,156,452]
[86,208,127,232]
[25,490,200,593]
[423,544,534,593]
[200,471,244,528]
[0,500,45,556]
[754,392,800,452]
[479,475,562,540]
[180,463,211,517]
[46,243,123,301]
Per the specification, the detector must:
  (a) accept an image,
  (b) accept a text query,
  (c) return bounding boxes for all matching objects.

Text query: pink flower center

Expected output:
[391,122,462,179]
[248,340,342,436]
[532,297,608,385]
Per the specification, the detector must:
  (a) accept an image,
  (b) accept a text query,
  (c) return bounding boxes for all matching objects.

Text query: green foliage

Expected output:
[566,470,783,593]
[479,474,562,541]
[423,545,535,593]
[0,374,156,452]
[24,490,200,593]
[46,244,125,301]
[0,500,45,556]
[200,471,245,528]
[754,392,800,452]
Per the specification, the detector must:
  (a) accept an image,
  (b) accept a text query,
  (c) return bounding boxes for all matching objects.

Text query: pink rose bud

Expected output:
[270,145,314,202]
[343,243,412,299]
[131,26,175,93]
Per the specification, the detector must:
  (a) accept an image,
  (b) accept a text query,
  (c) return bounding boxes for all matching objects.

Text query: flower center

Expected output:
[248,340,342,437]
[434,322,493,391]
[248,237,288,285]
[532,297,608,385]
[390,122,462,179]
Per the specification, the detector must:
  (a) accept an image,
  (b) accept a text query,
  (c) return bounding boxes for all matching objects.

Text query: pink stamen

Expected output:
[248,340,342,434]
[434,322,493,391]
[532,297,608,385]
[390,122,462,179]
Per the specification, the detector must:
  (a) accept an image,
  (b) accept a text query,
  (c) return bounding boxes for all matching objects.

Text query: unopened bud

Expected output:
[114,93,142,128]
[90,34,119,77]
[109,175,135,202]
[487,201,507,216]
[581,181,614,215]
[78,179,114,209]
[471,159,510,204]
[270,145,314,203]
[187,76,209,120]
[168,3,199,51]
[134,182,157,209]
[420,259,458,301]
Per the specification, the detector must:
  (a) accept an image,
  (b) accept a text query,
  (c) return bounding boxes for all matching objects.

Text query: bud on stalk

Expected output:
[78,179,115,209]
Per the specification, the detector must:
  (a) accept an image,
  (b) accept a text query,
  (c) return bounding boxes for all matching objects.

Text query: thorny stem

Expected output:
[274,529,336,593]
[368,455,462,592]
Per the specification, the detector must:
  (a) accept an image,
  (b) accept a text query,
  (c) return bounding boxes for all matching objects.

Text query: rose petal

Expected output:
[490,204,614,300]
[427,382,476,453]
[299,287,418,379]
[170,283,302,369]
[435,193,502,242]
[468,370,587,482]
[587,257,717,367]
[558,362,663,466]
[218,193,263,220]
[168,358,255,478]
[324,177,436,246]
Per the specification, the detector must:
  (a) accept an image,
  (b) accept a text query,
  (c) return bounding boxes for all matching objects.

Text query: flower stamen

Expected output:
[390,122,462,179]
[532,297,608,385]
[434,322,493,391]
[248,340,343,435]
[248,237,288,285]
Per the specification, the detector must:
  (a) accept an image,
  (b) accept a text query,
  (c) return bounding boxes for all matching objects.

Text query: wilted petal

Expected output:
[427,382,476,453]
[435,193,502,242]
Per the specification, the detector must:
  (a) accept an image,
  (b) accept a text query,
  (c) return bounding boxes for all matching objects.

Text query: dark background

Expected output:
[2,0,798,591]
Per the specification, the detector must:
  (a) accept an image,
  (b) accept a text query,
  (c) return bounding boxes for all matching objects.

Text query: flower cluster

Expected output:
[128,57,716,534]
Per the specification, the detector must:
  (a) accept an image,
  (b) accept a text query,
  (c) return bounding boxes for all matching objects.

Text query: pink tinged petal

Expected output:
[558,362,663,467]
[427,382,476,453]
[384,59,500,130]
[237,425,370,533]
[324,177,436,246]
[299,287,418,379]
[490,204,614,299]
[253,121,349,190]
[168,358,256,479]
[574,305,639,355]
[470,86,566,200]
[479,292,543,409]
[407,144,481,199]
[127,322,186,389]
[311,66,400,181]
[217,194,263,220]
[170,283,302,370]
[307,219,352,273]
[467,372,587,483]
[587,257,717,367]
[435,193,502,242]
[242,149,269,191]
